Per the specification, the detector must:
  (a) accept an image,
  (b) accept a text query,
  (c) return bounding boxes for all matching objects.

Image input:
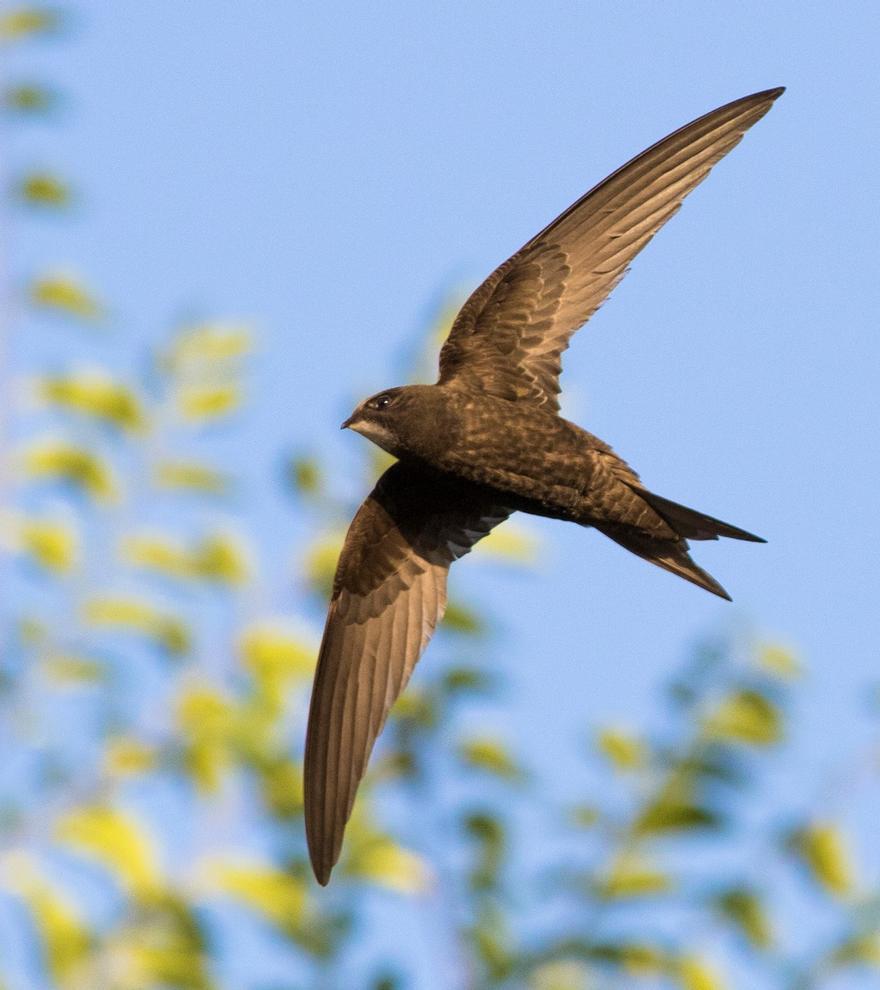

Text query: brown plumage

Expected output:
[305,88,782,884]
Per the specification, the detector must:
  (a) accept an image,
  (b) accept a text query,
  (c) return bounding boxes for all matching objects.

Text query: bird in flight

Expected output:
[305,87,783,884]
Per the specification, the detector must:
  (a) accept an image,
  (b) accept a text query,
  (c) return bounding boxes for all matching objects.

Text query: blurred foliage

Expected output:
[2,9,879,990]
[29,271,105,322]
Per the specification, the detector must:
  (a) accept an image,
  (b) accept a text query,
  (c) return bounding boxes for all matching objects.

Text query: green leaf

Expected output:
[4,82,60,114]
[458,736,524,781]
[468,903,515,982]
[443,599,484,634]
[440,665,494,697]
[287,454,322,495]
[635,800,721,835]
[714,887,773,949]
[15,171,71,208]
[0,6,64,42]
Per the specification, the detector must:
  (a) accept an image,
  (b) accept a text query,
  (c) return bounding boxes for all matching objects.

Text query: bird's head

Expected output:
[341,385,448,460]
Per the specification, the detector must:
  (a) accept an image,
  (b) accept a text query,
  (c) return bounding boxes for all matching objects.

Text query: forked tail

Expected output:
[596,488,764,600]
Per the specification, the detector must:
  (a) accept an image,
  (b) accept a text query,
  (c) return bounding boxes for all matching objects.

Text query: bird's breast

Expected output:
[435,396,596,515]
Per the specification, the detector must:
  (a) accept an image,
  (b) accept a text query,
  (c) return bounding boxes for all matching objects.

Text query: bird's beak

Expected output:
[340,415,354,430]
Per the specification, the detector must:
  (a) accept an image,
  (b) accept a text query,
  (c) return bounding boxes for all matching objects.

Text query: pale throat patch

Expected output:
[350,418,399,455]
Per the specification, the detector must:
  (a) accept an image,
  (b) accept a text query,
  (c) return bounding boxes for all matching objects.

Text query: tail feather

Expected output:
[593,487,764,600]
[596,523,732,600]
[635,489,765,543]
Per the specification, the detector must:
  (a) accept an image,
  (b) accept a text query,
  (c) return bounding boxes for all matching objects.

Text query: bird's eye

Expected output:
[373,394,392,411]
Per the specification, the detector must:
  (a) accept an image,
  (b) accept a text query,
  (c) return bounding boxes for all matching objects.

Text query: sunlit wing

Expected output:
[438,88,784,410]
[304,461,511,884]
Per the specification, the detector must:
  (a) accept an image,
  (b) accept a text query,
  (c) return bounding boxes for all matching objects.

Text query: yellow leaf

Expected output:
[0,7,64,41]
[598,854,672,899]
[676,955,727,990]
[346,837,431,894]
[123,529,251,584]
[705,689,781,746]
[288,454,322,495]
[303,531,344,597]
[791,822,855,897]
[4,83,59,113]
[210,860,307,927]
[153,459,231,495]
[596,727,646,770]
[757,643,802,679]
[256,758,303,819]
[165,321,253,371]
[42,653,104,684]
[121,533,194,580]
[240,622,314,687]
[569,804,601,829]
[17,171,71,208]
[104,737,158,777]
[529,960,591,990]
[19,516,78,571]
[832,932,880,967]
[176,685,236,792]
[37,371,145,430]
[4,853,90,983]
[104,894,208,989]
[22,440,117,501]
[476,521,539,564]
[192,532,249,583]
[84,596,190,656]
[458,736,524,781]
[57,806,162,895]
[30,272,104,322]
[621,944,667,975]
[176,383,241,421]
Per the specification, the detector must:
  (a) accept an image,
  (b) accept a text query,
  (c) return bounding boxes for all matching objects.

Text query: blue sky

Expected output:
[6,1,880,985]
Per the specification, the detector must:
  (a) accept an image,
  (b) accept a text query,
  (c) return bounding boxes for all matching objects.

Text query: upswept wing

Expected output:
[304,462,510,884]
[438,88,783,410]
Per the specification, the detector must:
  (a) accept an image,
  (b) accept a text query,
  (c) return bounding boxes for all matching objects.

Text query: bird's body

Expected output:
[305,87,784,884]
[348,383,760,598]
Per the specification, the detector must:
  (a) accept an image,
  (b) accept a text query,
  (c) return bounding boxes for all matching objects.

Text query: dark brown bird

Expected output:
[305,87,782,884]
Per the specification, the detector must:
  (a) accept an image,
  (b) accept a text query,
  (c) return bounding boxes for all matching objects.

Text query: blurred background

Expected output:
[1,3,879,988]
